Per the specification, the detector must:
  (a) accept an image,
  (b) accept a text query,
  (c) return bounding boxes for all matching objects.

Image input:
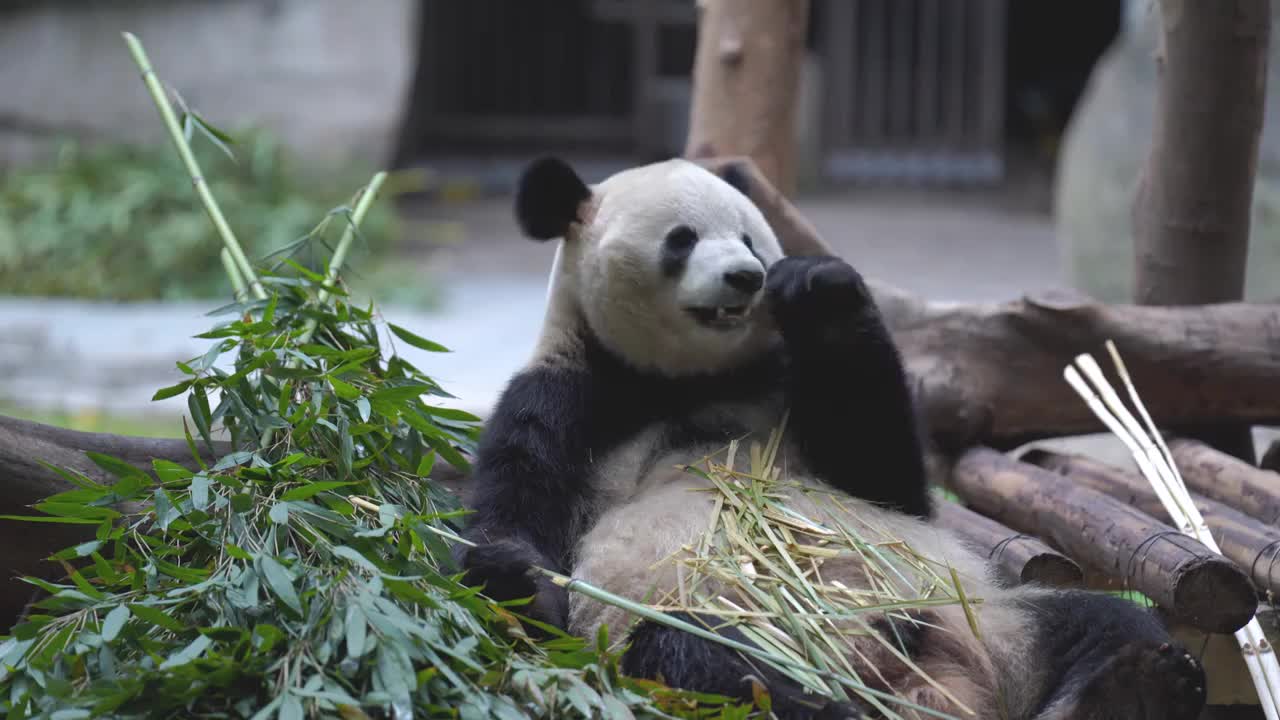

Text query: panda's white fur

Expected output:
[460,156,1207,720]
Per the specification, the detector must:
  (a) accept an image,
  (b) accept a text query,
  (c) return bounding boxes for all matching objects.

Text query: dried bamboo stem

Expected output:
[1065,343,1280,718]
[948,447,1255,634]
[1023,448,1280,600]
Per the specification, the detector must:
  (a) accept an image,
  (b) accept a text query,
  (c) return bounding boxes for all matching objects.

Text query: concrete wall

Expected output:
[0,0,415,170]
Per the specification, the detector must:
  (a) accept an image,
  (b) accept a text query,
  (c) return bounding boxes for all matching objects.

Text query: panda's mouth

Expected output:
[685,305,750,330]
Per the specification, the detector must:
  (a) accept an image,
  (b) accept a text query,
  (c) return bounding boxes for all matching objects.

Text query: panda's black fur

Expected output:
[458,156,1208,719]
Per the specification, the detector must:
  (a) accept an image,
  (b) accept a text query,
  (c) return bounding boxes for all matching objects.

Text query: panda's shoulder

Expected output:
[485,358,593,432]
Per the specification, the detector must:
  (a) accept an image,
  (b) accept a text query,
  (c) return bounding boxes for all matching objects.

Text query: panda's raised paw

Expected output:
[460,539,569,634]
[1069,639,1206,720]
[765,256,876,345]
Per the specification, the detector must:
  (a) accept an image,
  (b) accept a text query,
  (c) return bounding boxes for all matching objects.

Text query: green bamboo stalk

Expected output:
[258,173,387,451]
[121,32,265,300]
[297,172,387,346]
[221,249,248,302]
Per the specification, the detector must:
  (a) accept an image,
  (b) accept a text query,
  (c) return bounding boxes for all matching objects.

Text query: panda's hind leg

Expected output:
[1024,590,1206,720]
[621,612,867,719]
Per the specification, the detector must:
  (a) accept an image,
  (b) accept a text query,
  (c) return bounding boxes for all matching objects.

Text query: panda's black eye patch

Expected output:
[661,225,698,277]
[665,225,698,251]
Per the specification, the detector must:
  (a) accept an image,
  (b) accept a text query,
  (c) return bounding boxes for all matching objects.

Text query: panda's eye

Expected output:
[742,234,753,249]
[664,225,698,251]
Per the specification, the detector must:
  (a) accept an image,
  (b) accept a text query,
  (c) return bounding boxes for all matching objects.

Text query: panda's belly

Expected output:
[567,464,1004,648]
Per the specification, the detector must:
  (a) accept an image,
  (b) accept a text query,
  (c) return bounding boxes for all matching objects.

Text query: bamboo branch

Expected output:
[122,32,265,301]
[296,172,387,347]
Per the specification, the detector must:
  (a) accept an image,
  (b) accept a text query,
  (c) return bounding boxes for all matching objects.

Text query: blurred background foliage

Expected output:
[0,130,431,305]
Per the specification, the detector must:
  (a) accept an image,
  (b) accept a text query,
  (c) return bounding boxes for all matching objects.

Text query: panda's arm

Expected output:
[461,365,596,573]
[768,256,932,517]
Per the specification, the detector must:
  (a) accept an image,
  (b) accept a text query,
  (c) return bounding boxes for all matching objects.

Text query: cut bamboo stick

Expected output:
[1024,448,1280,600]
[949,447,1256,634]
[1065,343,1280,719]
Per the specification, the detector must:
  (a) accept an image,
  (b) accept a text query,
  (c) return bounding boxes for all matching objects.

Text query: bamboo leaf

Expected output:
[329,376,360,401]
[127,604,186,633]
[257,555,302,614]
[152,379,194,401]
[388,323,449,353]
[101,605,130,642]
[279,482,352,502]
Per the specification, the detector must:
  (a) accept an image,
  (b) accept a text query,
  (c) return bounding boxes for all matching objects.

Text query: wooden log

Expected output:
[949,447,1257,634]
[0,415,227,631]
[693,156,1280,453]
[1023,448,1280,600]
[933,499,1083,588]
[1170,437,1280,526]
[685,0,810,195]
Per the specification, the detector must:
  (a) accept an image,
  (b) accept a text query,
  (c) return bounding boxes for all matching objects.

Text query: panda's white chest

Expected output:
[588,396,787,508]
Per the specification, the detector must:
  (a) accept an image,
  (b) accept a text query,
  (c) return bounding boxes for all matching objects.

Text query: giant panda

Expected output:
[456,155,1207,719]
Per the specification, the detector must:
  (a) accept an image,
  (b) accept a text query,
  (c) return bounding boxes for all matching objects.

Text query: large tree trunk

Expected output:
[685,0,810,195]
[1132,0,1272,462]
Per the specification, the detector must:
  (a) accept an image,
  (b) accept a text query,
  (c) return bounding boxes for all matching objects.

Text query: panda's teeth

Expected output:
[716,307,728,320]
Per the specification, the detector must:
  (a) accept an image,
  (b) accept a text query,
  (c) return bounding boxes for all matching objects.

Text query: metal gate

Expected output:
[412,0,694,155]
[411,0,1008,184]
[819,0,1008,184]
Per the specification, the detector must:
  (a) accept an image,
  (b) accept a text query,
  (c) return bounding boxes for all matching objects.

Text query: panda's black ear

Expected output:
[720,162,752,198]
[515,156,592,241]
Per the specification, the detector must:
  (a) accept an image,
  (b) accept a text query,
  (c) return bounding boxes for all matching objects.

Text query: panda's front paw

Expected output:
[1072,640,1206,720]
[461,539,569,635]
[765,256,876,347]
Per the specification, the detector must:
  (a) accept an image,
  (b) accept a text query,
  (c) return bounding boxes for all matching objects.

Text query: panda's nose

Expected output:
[723,269,764,294]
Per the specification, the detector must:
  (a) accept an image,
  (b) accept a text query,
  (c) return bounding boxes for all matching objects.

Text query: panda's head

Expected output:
[515,156,786,377]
